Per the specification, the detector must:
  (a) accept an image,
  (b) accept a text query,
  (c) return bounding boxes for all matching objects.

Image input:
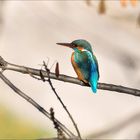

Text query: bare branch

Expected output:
[50,107,66,139]
[0,56,140,96]
[48,77,81,139]
[0,71,75,138]
[39,64,81,139]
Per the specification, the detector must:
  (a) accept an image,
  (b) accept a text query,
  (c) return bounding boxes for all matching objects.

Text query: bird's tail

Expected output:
[89,81,97,93]
[89,75,98,93]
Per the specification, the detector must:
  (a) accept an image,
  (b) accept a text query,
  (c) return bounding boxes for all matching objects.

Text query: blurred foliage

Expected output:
[98,0,106,14]
[86,0,92,6]
[85,0,138,7]
[120,0,137,7]
[85,0,138,11]
[0,105,52,139]
[85,0,140,25]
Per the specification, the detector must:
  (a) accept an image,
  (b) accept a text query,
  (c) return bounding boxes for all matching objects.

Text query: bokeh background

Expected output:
[0,0,140,139]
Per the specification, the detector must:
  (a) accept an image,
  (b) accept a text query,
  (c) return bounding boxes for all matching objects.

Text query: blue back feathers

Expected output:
[72,40,99,93]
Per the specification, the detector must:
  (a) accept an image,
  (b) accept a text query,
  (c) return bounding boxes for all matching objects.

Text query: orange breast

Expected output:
[71,52,88,83]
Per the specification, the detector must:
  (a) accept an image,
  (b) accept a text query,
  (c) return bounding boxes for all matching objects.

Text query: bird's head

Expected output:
[57,39,93,52]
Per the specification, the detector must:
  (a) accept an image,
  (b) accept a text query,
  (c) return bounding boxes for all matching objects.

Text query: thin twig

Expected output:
[0,72,75,138]
[0,56,140,97]
[40,63,81,139]
[50,108,66,139]
[27,64,81,139]
[48,76,81,139]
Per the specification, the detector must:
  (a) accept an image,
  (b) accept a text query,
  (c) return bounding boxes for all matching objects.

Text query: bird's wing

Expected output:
[75,51,97,80]
[92,54,100,79]
[71,50,99,80]
[78,51,91,81]
[81,51,99,93]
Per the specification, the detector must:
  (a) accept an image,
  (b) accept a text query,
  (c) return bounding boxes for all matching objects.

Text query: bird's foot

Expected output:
[81,80,90,86]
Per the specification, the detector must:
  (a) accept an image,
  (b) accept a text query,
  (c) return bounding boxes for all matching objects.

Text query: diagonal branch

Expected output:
[29,61,82,139]
[48,77,81,139]
[0,56,140,97]
[40,65,81,139]
[0,72,75,138]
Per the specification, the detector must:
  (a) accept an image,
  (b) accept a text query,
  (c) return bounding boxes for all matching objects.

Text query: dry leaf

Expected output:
[55,62,59,78]
[86,0,92,6]
[98,0,106,14]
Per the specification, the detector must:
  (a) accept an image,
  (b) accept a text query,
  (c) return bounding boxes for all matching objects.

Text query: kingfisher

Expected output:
[57,39,99,93]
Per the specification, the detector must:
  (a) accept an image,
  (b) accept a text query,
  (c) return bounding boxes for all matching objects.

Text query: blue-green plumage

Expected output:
[72,40,99,93]
[57,39,99,93]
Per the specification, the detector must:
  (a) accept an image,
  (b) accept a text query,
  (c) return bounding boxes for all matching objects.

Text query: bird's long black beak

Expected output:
[56,42,73,48]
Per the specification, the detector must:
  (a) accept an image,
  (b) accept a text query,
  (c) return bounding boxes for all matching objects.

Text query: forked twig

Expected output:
[41,62,81,139]
[0,72,75,138]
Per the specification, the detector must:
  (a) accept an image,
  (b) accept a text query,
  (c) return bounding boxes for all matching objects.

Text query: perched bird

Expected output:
[57,39,99,93]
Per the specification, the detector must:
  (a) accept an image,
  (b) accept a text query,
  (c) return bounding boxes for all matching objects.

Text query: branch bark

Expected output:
[0,56,140,96]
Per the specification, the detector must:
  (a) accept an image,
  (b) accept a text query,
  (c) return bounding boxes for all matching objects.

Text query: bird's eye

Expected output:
[72,44,77,48]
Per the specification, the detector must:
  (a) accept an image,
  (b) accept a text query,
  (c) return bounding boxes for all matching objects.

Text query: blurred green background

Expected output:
[0,104,52,139]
